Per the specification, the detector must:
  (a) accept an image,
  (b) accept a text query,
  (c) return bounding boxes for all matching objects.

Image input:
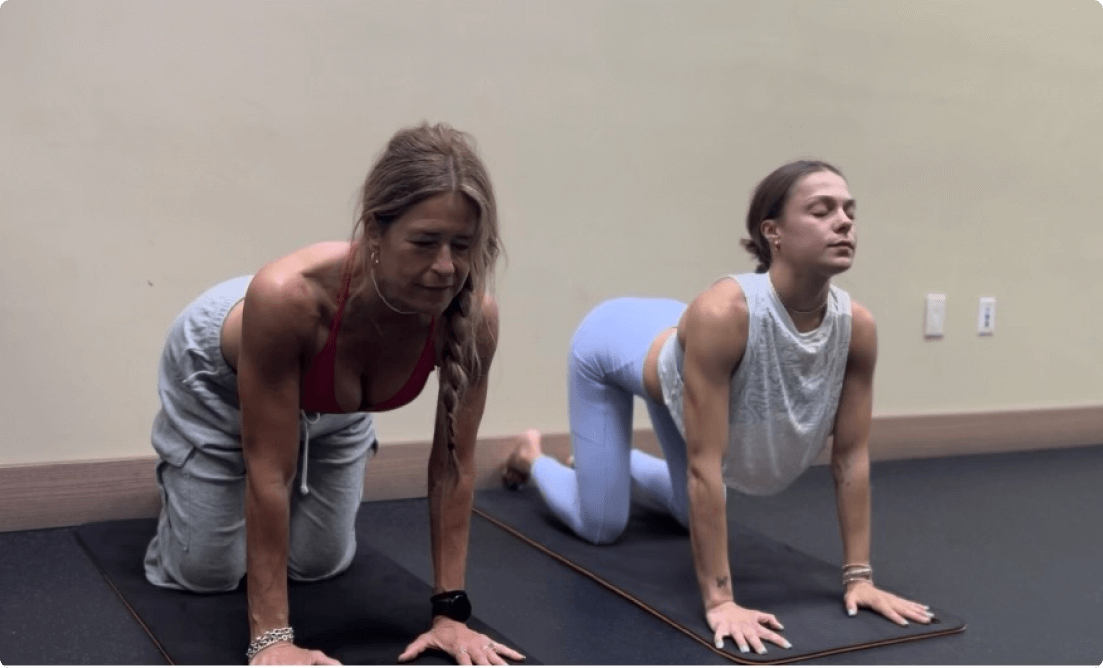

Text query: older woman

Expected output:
[145,123,521,666]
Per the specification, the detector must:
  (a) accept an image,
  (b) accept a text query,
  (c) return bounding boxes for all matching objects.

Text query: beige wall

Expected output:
[1,0,1100,466]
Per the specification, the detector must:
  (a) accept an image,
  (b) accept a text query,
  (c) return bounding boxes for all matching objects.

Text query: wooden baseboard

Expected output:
[2,405,1100,532]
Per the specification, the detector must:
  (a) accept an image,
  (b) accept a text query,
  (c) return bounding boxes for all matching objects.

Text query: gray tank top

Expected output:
[657,272,852,495]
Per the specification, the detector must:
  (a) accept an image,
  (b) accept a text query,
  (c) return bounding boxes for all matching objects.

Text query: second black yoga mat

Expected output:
[474,486,964,664]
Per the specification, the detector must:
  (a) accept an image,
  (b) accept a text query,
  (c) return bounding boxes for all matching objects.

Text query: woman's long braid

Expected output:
[439,277,480,453]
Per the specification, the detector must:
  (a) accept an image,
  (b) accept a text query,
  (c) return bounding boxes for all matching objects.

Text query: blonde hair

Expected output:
[351,122,501,448]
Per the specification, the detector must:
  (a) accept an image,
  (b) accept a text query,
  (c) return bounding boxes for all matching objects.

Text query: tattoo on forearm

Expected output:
[716,576,730,589]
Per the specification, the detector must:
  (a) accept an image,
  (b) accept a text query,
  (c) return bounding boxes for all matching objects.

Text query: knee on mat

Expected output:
[172,551,245,593]
[577,514,628,546]
[288,538,355,582]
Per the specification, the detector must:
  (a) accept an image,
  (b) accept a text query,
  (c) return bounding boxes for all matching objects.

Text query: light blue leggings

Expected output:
[530,297,691,544]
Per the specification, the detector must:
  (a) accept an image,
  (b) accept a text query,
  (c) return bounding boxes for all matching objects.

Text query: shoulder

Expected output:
[846,300,877,369]
[242,257,321,350]
[685,277,748,340]
[475,292,500,359]
[247,242,351,319]
[478,292,499,330]
[681,277,749,371]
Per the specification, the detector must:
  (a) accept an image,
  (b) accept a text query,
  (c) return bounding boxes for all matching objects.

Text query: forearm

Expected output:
[832,447,872,567]
[245,478,292,637]
[687,469,733,610]
[428,450,474,593]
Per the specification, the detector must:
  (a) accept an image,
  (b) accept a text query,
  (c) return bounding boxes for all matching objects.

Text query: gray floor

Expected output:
[1,444,1101,665]
[726,445,1103,665]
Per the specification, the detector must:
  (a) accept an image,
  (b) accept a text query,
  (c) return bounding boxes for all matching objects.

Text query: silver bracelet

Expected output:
[842,565,874,587]
[246,627,294,661]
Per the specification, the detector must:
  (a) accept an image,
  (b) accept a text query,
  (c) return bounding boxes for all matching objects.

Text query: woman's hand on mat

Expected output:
[250,641,340,665]
[844,581,935,626]
[706,601,791,655]
[398,618,525,665]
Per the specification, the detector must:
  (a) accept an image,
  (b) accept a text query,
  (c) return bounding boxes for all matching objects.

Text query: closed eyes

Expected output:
[807,199,856,220]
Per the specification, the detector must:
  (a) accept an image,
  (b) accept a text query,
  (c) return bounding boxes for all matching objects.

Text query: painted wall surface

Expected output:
[1,0,1100,464]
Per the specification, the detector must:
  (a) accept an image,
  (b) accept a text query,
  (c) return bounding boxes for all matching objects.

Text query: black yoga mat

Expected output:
[75,512,530,666]
[474,487,965,665]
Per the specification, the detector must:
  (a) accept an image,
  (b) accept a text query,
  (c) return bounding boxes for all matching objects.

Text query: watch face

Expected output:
[433,591,472,622]
[453,593,472,621]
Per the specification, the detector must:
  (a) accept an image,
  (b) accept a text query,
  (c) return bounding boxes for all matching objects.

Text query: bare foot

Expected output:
[503,429,542,490]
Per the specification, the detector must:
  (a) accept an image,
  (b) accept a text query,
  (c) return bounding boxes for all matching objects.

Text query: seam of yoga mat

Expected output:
[472,506,965,665]
[72,530,175,666]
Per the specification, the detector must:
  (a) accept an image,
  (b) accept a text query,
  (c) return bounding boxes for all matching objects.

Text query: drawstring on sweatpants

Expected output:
[300,411,321,495]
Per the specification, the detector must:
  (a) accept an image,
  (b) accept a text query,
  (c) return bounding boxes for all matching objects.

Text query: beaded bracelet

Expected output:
[246,627,295,661]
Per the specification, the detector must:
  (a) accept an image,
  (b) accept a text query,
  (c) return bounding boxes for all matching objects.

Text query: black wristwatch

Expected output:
[430,590,472,622]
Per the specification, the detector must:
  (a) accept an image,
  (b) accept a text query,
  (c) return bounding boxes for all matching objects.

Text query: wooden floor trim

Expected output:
[2,405,1100,532]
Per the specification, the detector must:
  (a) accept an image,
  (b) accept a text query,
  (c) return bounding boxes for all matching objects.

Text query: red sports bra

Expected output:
[300,269,436,414]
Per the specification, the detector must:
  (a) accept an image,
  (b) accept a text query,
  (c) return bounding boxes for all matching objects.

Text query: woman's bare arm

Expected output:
[681,280,789,653]
[831,302,932,625]
[681,282,746,612]
[427,296,498,595]
[683,282,754,612]
[830,302,877,572]
[397,296,525,664]
[237,270,314,640]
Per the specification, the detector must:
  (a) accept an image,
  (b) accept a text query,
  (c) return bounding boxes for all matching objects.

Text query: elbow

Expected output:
[429,454,475,495]
[453,467,476,496]
[244,477,291,520]
[246,464,296,495]
[687,463,709,487]
[686,462,723,502]
[830,449,846,482]
[831,445,869,485]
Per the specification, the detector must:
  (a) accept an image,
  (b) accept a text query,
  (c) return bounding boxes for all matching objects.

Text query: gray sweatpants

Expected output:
[144,276,377,592]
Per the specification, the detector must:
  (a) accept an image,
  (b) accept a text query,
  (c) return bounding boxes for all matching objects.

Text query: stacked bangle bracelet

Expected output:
[842,563,873,587]
[246,627,295,661]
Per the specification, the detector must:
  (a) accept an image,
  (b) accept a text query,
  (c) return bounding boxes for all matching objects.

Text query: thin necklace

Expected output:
[769,273,828,315]
[785,300,828,315]
[371,268,418,315]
